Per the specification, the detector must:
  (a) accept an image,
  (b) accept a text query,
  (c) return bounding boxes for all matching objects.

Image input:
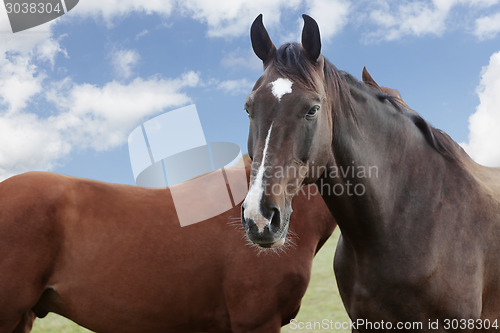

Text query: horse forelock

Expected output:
[271,43,315,90]
[269,43,355,121]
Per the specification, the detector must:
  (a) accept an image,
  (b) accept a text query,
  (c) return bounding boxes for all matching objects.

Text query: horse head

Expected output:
[241,14,334,248]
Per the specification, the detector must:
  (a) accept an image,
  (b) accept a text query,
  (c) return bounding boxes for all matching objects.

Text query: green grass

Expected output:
[31,314,91,333]
[32,229,349,333]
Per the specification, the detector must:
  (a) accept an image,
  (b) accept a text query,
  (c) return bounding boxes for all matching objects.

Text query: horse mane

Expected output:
[373,90,465,163]
[271,43,464,163]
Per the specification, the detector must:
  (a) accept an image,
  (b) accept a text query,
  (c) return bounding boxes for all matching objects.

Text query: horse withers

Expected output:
[243,14,500,332]
[0,155,335,333]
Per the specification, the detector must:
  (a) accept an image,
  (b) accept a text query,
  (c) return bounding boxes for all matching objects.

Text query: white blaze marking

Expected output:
[270,78,293,102]
[244,122,274,232]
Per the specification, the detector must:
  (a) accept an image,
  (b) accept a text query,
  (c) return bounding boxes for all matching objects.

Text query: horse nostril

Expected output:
[245,218,257,233]
[241,205,247,228]
[241,207,259,233]
[270,207,281,232]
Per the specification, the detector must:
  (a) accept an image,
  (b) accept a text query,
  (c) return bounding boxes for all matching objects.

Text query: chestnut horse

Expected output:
[0,155,335,333]
[242,14,500,332]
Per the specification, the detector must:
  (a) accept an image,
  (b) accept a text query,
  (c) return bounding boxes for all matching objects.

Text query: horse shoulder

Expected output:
[0,172,70,316]
[0,171,71,225]
[0,172,123,242]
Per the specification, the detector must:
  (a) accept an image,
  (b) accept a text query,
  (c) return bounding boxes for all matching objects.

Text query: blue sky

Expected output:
[1,0,500,185]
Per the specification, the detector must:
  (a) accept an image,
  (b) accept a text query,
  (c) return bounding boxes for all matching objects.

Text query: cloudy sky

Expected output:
[0,0,499,185]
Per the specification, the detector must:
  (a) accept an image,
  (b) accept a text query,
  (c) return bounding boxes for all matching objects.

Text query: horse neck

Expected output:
[320,88,465,247]
[292,185,338,249]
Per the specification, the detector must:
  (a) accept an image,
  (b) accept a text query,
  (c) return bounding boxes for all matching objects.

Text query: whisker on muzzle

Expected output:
[228,213,297,256]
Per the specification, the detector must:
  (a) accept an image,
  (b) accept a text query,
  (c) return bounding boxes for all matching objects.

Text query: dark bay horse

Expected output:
[242,14,500,332]
[0,155,335,333]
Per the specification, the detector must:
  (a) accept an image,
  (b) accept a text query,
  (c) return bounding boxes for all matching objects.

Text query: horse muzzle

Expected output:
[241,204,290,248]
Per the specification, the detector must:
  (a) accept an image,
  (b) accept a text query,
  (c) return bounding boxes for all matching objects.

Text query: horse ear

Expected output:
[301,14,321,62]
[362,67,380,88]
[251,14,276,64]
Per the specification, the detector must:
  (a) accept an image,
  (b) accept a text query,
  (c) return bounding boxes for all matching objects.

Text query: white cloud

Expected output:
[36,34,69,67]
[49,71,200,151]
[70,0,175,24]
[178,0,302,38]
[474,12,500,40]
[307,0,351,40]
[363,0,500,41]
[0,71,200,180]
[67,0,352,40]
[0,1,203,180]
[0,27,69,180]
[0,6,64,180]
[463,51,500,167]
[221,49,261,71]
[0,16,52,54]
[135,29,149,40]
[2,0,350,43]
[63,0,500,42]
[0,3,67,113]
[5,0,499,46]
[216,78,254,95]
[0,55,44,114]
[0,0,211,181]
[365,1,447,41]
[0,112,70,180]
[111,49,140,79]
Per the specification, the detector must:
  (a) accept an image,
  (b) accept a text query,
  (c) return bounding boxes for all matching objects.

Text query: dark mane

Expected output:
[271,43,464,163]
[373,90,465,163]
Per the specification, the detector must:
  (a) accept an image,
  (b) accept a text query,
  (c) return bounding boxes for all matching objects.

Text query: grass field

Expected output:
[32,229,349,333]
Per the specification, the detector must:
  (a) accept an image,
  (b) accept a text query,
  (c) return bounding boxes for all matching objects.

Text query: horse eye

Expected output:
[244,107,250,116]
[306,105,320,119]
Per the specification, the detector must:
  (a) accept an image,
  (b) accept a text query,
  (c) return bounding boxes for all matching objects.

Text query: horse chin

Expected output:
[254,238,286,249]
[270,238,286,248]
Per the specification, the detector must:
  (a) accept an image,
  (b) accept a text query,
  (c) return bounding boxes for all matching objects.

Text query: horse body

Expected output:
[329,86,500,328]
[0,158,335,333]
[244,14,500,332]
